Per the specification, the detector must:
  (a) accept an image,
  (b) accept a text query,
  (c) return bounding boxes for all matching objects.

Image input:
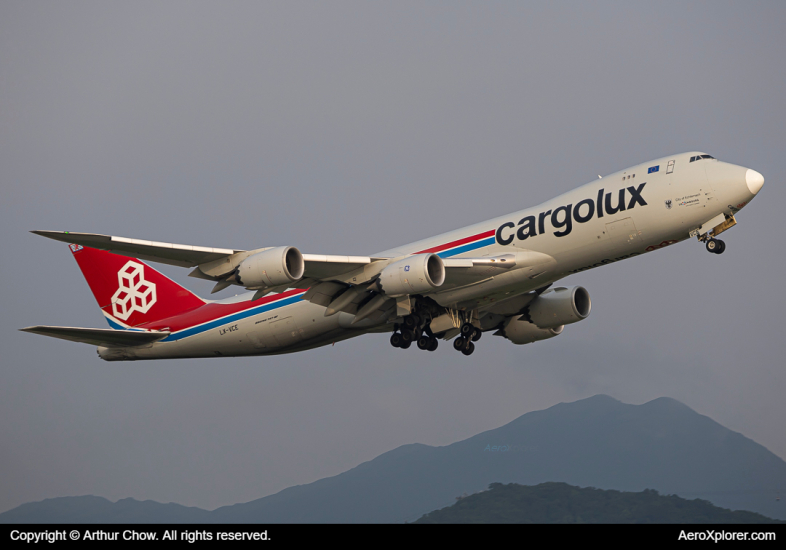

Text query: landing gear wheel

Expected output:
[400,340,411,349]
[403,315,419,330]
[460,323,475,337]
[417,336,431,350]
[401,330,413,344]
[453,337,467,351]
[390,333,402,348]
[428,338,438,352]
[461,341,475,356]
[706,238,726,254]
[471,328,482,342]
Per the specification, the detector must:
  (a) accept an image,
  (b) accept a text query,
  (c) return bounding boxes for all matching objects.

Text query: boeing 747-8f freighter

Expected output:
[23,152,764,360]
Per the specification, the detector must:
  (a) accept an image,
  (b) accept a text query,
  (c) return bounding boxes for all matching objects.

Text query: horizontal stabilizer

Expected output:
[20,326,169,348]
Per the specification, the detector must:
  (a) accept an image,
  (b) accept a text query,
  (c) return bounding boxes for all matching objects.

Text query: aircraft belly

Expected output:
[244,301,340,351]
[117,300,343,359]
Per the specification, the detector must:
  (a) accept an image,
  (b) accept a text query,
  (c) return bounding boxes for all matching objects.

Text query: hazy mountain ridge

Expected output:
[414,482,784,524]
[0,495,211,524]
[3,395,784,523]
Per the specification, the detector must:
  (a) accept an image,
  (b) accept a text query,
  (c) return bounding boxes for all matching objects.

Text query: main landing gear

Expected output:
[389,306,483,355]
[390,313,438,352]
[705,238,726,255]
[452,323,481,356]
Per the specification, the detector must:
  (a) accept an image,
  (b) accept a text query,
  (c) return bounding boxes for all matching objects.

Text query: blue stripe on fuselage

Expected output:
[160,293,305,342]
[436,236,495,258]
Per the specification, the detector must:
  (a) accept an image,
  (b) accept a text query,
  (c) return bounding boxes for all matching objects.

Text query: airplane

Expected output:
[22,151,764,361]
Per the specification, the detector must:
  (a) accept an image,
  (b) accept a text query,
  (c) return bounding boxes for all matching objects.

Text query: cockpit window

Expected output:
[690,154,716,162]
[700,154,715,159]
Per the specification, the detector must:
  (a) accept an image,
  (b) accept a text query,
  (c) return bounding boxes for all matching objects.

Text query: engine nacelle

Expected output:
[378,254,445,296]
[503,318,563,345]
[527,286,591,329]
[236,246,304,288]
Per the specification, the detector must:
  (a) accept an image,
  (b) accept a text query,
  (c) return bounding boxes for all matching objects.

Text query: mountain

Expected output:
[415,482,784,524]
[2,395,784,523]
[0,496,211,524]
[206,395,786,522]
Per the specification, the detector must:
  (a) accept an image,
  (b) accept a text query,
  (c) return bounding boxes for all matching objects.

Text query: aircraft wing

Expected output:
[20,326,170,347]
[300,251,555,320]
[32,231,386,281]
[31,231,552,319]
[31,231,240,268]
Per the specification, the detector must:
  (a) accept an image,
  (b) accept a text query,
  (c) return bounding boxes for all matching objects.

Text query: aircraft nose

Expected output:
[745,169,764,195]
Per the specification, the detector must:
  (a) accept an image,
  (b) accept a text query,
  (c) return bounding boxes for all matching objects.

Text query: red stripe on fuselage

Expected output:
[416,230,496,254]
[137,288,306,333]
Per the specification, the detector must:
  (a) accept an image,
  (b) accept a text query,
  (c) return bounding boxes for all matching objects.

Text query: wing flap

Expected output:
[441,254,517,287]
[302,281,348,307]
[440,251,557,290]
[302,254,387,280]
[443,254,517,268]
[20,326,169,348]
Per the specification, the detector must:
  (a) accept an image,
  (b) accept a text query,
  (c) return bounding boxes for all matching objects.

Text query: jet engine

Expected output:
[503,318,563,345]
[526,286,591,329]
[377,254,445,296]
[235,246,305,288]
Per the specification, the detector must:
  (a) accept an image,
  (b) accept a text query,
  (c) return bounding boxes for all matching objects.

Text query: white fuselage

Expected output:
[101,152,760,360]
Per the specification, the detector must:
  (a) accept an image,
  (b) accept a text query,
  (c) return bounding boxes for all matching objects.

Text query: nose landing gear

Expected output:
[705,239,726,254]
[693,213,735,255]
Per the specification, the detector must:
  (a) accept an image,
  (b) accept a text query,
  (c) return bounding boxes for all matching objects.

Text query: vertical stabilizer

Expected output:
[68,244,205,329]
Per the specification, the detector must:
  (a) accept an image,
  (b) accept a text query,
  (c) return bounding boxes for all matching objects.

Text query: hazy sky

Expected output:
[2,1,784,512]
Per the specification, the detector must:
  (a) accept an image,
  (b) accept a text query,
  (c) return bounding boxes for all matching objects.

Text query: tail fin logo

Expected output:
[111,261,157,320]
